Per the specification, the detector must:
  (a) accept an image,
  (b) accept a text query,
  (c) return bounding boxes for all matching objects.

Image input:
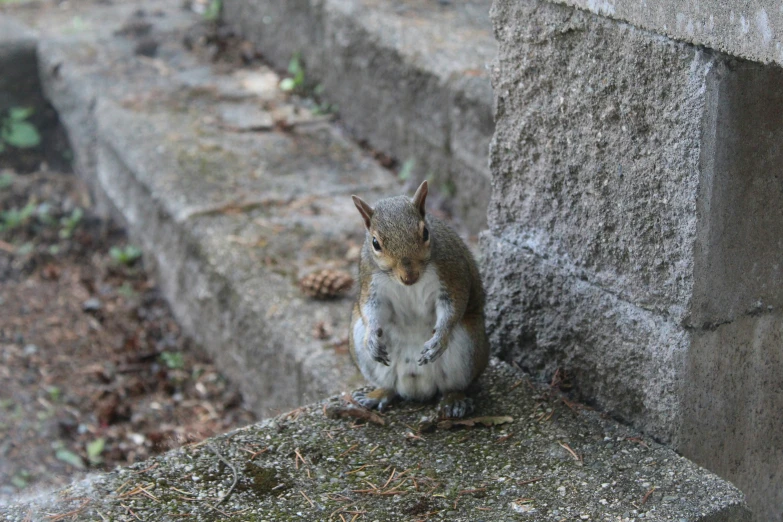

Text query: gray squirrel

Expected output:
[349,181,489,418]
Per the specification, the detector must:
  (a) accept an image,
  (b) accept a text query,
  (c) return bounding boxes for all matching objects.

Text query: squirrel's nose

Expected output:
[401,273,419,286]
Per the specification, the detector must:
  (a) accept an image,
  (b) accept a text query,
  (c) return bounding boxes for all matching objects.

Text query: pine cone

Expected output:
[299,269,353,299]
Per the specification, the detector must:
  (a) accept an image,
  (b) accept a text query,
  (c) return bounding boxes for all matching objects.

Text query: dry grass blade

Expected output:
[44,500,91,521]
[558,442,582,463]
[131,462,159,475]
[300,490,315,507]
[338,444,359,458]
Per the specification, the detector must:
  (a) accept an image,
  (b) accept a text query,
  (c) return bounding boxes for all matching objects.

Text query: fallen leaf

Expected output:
[324,405,385,426]
[423,415,514,431]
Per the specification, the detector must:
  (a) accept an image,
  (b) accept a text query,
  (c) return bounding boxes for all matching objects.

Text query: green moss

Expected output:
[238,462,290,497]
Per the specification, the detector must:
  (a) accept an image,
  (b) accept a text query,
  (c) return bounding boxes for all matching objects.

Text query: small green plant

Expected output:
[203,0,222,21]
[86,438,105,465]
[159,351,185,370]
[55,447,85,469]
[398,159,416,181]
[46,386,62,402]
[117,281,137,299]
[10,470,30,489]
[312,100,337,116]
[279,52,306,92]
[110,245,143,266]
[0,202,36,232]
[0,172,14,190]
[0,107,41,153]
[59,207,83,239]
[441,179,456,198]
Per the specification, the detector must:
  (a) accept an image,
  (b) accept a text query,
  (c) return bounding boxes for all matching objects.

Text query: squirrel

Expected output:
[348,180,489,418]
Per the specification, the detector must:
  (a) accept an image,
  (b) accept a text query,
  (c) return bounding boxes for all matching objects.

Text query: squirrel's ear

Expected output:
[352,195,374,230]
[412,180,428,218]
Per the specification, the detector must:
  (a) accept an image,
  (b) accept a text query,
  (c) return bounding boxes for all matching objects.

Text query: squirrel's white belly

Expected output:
[353,267,473,401]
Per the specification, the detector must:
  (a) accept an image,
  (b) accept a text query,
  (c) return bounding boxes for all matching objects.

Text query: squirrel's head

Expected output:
[352,180,431,286]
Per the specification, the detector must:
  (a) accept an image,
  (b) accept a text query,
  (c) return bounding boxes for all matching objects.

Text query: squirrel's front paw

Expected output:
[353,388,395,412]
[367,328,390,366]
[418,335,446,365]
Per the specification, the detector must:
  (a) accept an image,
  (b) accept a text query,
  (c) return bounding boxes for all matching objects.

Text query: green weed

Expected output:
[59,208,83,239]
[110,245,143,266]
[0,107,41,153]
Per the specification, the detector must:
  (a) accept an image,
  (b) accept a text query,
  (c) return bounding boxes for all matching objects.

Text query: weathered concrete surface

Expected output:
[0,361,751,521]
[224,0,497,233]
[681,59,783,522]
[485,0,714,437]
[2,0,401,419]
[690,60,783,327]
[486,1,783,519]
[550,0,783,67]
[681,314,783,522]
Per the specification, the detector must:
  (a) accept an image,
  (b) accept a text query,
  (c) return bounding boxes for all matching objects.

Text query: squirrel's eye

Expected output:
[372,237,381,251]
[422,227,429,242]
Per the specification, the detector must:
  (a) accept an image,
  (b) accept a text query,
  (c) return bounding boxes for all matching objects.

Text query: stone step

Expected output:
[7,0,401,418]
[224,0,497,233]
[0,361,750,521]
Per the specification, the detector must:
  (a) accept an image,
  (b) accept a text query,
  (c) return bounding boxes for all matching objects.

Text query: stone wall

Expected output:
[485,1,783,520]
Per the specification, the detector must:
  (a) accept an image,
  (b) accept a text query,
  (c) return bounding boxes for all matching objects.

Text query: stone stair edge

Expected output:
[223,0,497,233]
[5,2,392,419]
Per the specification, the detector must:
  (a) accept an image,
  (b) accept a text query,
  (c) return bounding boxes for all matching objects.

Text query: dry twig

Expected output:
[206,443,239,510]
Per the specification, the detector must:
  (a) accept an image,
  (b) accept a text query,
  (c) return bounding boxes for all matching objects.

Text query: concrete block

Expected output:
[487,1,783,518]
[482,230,689,437]
[487,0,714,320]
[224,0,496,232]
[485,0,713,438]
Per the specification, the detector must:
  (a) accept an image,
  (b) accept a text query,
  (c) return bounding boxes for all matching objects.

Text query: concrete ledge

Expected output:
[0,361,751,521]
[224,0,497,233]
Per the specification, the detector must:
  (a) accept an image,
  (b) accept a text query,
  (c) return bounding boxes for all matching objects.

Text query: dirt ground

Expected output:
[0,170,256,501]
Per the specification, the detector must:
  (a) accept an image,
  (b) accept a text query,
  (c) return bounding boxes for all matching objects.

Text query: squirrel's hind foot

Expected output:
[438,392,474,419]
[353,388,396,412]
